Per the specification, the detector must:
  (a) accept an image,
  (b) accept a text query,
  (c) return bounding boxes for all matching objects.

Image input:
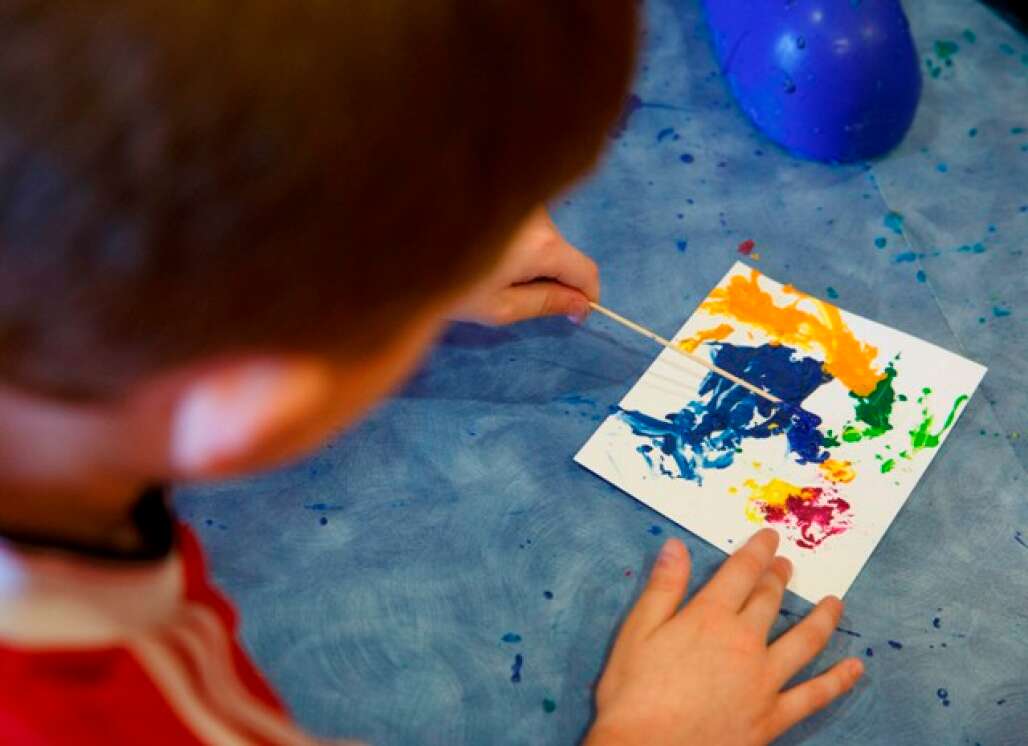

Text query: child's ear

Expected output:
[168,358,335,478]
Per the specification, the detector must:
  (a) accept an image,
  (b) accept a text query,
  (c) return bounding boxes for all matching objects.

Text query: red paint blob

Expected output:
[737,239,756,255]
[760,488,852,549]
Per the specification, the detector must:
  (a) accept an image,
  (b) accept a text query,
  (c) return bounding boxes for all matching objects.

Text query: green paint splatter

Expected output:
[907,391,970,456]
[962,29,976,44]
[934,40,959,60]
[841,361,899,442]
[881,458,896,474]
[823,431,841,448]
[542,698,557,714]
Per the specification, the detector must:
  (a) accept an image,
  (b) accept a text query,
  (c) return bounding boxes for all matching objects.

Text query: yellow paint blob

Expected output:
[677,323,734,353]
[743,478,815,523]
[701,269,884,396]
[819,459,856,483]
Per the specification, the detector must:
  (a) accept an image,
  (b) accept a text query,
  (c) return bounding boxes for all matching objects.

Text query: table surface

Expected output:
[175,1,1028,743]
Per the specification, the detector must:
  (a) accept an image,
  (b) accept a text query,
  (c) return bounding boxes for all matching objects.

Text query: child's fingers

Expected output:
[489,282,590,325]
[694,528,779,611]
[767,596,844,686]
[739,556,792,635]
[544,239,601,302]
[765,657,863,740]
[616,539,691,645]
[525,211,601,302]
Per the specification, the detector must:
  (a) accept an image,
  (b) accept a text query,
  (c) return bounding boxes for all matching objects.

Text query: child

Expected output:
[0,2,862,744]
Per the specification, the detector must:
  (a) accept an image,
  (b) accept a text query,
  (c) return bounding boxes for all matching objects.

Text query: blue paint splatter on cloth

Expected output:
[618,343,832,483]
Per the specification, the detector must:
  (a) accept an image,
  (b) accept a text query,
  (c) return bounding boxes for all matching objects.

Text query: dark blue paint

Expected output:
[916,270,927,283]
[992,306,1011,318]
[304,503,344,512]
[1015,531,1027,549]
[826,286,840,299]
[676,239,688,253]
[510,654,524,683]
[619,343,831,482]
[865,647,875,657]
[895,251,918,263]
[501,633,522,644]
[932,617,942,629]
[319,516,328,526]
[648,525,664,535]
[936,163,948,173]
[937,688,950,706]
[680,153,695,163]
[543,590,554,600]
[657,127,676,142]
[875,236,888,249]
[888,640,904,650]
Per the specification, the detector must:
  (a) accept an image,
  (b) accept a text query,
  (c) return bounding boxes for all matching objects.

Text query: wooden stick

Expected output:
[588,302,783,406]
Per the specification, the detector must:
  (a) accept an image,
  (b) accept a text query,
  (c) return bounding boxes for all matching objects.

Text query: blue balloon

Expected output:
[703,0,922,162]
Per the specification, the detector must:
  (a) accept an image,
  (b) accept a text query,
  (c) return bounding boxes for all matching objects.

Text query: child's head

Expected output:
[0,1,637,484]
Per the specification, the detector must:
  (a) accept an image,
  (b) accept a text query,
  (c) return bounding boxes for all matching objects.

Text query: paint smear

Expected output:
[619,343,831,483]
[842,360,899,442]
[819,459,856,483]
[905,390,969,457]
[677,323,734,352]
[738,239,756,255]
[700,269,884,396]
[743,478,852,549]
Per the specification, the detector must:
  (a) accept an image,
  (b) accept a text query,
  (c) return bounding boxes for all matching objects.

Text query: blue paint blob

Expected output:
[501,633,522,644]
[619,343,832,483]
[888,640,904,650]
[894,251,918,263]
[992,306,1011,318]
[865,647,874,657]
[968,127,978,137]
[542,698,557,714]
[1015,531,1027,549]
[884,211,905,234]
[543,590,554,600]
[510,654,524,683]
[932,616,942,629]
[676,239,688,253]
[826,286,839,299]
[657,127,676,142]
[936,162,948,173]
[680,153,695,164]
[648,525,664,535]
[874,236,888,249]
[937,688,950,706]
[318,516,328,526]
[916,270,927,283]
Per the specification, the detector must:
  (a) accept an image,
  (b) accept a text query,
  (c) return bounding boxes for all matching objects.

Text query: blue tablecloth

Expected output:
[176,1,1028,743]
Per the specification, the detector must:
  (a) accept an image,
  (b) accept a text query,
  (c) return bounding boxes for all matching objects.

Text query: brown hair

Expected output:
[0,1,638,400]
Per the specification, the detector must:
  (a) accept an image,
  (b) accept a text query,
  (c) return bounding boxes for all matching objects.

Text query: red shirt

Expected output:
[0,518,355,745]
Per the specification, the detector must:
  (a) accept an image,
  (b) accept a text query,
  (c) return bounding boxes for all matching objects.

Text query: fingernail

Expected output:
[566,301,590,325]
[656,539,684,568]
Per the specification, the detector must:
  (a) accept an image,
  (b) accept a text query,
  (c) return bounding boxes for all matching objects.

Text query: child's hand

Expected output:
[451,207,599,325]
[586,529,863,746]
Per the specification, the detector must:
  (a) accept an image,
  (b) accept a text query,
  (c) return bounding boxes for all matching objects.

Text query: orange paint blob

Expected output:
[702,269,883,396]
[819,459,856,483]
[677,323,734,352]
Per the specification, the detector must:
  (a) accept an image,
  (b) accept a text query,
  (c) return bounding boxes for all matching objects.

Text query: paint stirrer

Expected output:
[587,302,784,406]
